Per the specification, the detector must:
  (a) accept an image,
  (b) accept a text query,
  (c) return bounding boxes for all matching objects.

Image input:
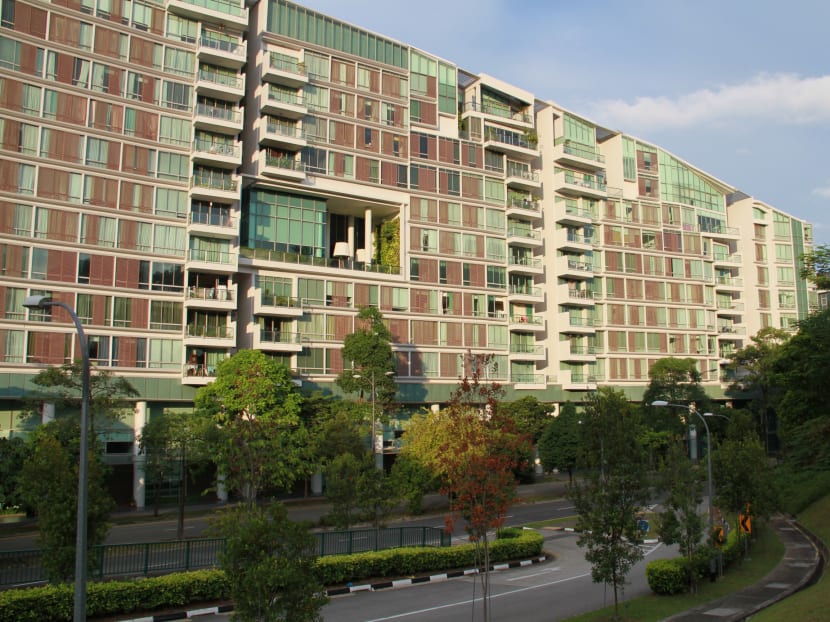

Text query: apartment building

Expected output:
[0,0,815,503]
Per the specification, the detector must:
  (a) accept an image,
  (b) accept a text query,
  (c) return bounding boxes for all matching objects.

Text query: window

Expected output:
[150,300,182,330]
[151,261,183,292]
[85,137,109,168]
[148,338,180,369]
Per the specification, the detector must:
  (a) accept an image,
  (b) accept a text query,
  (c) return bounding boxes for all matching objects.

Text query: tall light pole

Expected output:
[24,296,90,622]
[652,400,717,576]
[353,370,393,469]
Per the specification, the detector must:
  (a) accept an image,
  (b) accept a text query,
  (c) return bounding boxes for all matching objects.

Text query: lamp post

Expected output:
[353,370,393,469]
[652,400,718,576]
[23,296,90,621]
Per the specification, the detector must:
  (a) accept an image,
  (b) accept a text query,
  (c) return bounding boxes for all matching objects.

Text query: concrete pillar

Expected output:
[216,472,228,503]
[41,402,55,424]
[132,401,147,509]
[310,472,323,496]
[364,206,373,264]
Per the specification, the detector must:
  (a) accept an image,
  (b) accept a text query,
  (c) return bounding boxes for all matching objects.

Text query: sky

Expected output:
[297,0,830,245]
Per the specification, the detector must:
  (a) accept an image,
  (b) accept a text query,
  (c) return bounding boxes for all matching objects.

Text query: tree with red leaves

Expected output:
[402,354,532,620]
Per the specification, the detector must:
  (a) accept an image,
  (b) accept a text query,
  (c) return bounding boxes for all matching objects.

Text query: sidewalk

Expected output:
[664,515,824,622]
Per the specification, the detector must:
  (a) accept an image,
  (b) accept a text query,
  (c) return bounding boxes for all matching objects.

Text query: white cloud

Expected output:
[812,187,830,199]
[588,74,830,131]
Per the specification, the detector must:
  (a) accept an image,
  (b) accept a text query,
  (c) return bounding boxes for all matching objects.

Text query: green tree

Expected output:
[0,437,27,511]
[195,350,309,506]
[538,402,580,483]
[643,357,711,433]
[728,327,790,452]
[569,388,650,620]
[210,501,327,622]
[712,410,778,520]
[503,396,551,444]
[335,306,396,406]
[29,362,138,435]
[654,442,706,592]
[389,452,438,515]
[323,452,363,529]
[19,419,113,583]
[799,243,830,290]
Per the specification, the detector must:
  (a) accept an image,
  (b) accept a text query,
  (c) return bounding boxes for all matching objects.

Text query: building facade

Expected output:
[0,0,816,502]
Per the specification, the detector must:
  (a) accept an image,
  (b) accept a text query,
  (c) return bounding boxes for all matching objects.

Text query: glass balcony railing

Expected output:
[259,330,302,344]
[198,68,243,89]
[186,324,234,338]
[199,36,244,56]
[195,103,241,123]
[260,294,302,309]
[187,286,233,302]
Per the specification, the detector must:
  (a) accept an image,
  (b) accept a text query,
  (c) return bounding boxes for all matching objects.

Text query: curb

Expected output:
[114,556,548,621]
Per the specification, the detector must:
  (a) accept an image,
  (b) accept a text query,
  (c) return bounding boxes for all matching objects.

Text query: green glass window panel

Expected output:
[564,114,595,147]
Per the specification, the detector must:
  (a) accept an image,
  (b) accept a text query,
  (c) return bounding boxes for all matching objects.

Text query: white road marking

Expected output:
[506,566,561,580]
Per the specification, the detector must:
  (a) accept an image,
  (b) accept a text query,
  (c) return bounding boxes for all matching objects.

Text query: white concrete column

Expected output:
[41,402,55,424]
[310,472,323,496]
[364,207,373,264]
[132,401,147,509]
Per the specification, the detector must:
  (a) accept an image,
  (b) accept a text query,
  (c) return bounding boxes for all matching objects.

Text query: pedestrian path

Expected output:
[663,515,823,622]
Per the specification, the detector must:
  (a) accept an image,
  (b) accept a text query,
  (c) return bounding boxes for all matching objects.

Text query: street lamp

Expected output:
[23,296,90,622]
[353,370,394,469]
[651,400,718,575]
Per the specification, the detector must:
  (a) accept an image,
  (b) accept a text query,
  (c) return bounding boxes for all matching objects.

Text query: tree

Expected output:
[210,501,327,622]
[643,357,711,433]
[569,388,650,620]
[654,442,706,592]
[401,363,531,621]
[538,402,580,483]
[728,327,790,452]
[29,362,139,435]
[19,419,113,583]
[138,410,212,538]
[335,306,396,406]
[195,350,309,506]
[0,437,27,511]
[800,244,830,290]
[323,452,363,529]
[712,410,779,520]
[503,396,551,444]
[389,452,438,515]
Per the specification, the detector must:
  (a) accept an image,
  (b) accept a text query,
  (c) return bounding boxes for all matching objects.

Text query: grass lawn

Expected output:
[745,494,830,622]
[560,522,784,622]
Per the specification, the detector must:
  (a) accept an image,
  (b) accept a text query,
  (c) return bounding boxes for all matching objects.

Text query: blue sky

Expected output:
[298,0,830,245]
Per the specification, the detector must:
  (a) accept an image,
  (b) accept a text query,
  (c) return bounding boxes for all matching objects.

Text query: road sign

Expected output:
[714,526,725,546]
[740,512,752,534]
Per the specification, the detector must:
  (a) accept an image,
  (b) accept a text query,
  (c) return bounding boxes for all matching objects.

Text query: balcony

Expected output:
[261,88,307,119]
[717,325,747,337]
[508,314,545,331]
[560,257,595,280]
[253,330,303,353]
[190,172,239,202]
[563,315,596,334]
[508,284,543,303]
[198,35,246,69]
[167,0,247,28]
[509,343,545,361]
[196,67,244,101]
[182,363,217,385]
[563,288,596,306]
[506,226,543,248]
[702,225,741,239]
[552,138,605,170]
[507,255,544,275]
[188,208,237,239]
[194,102,243,134]
[262,52,308,88]
[715,276,743,291]
[506,196,542,220]
[253,293,304,318]
[185,285,235,311]
[556,201,595,226]
[557,228,593,253]
[505,165,541,191]
[187,247,237,273]
[713,253,742,266]
[260,151,306,181]
[191,139,241,169]
[554,169,607,199]
[510,373,547,388]
[184,323,236,347]
[483,126,539,159]
[259,119,306,150]
[716,301,744,316]
[561,344,598,362]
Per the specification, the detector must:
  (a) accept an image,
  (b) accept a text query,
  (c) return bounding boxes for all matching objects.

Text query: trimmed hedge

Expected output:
[647,528,748,595]
[0,530,544,622]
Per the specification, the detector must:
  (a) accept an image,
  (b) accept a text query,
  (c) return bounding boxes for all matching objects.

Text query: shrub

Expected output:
[646,558,688,595]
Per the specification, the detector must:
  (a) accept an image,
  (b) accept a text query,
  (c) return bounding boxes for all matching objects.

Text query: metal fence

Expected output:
[0,527,449,588]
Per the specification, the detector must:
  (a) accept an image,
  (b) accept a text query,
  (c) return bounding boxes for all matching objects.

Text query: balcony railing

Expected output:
[195,103,241,123]
[241,247,401,275]
[554,137,605,163]
[268,53,306,75]
[510,314,543,325]
[188,248,235,264]
[265,155,303,171]
[510,343,544,355]
[198,68,243,89]
[259,330,302,344]
[510,373,546,384]
[265,120,304,139]
[564,171,606,191]
[508,256,542,269]
[260,294,302,309]
[186,324,234,338]
[509,285,542,297]
[507,227,541,240]
[187,286,233,302]
[193,140,239,158]
[568,289,594,300]
[191,173,237,191]
[566,259,594,272]
[199,36,244,56]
